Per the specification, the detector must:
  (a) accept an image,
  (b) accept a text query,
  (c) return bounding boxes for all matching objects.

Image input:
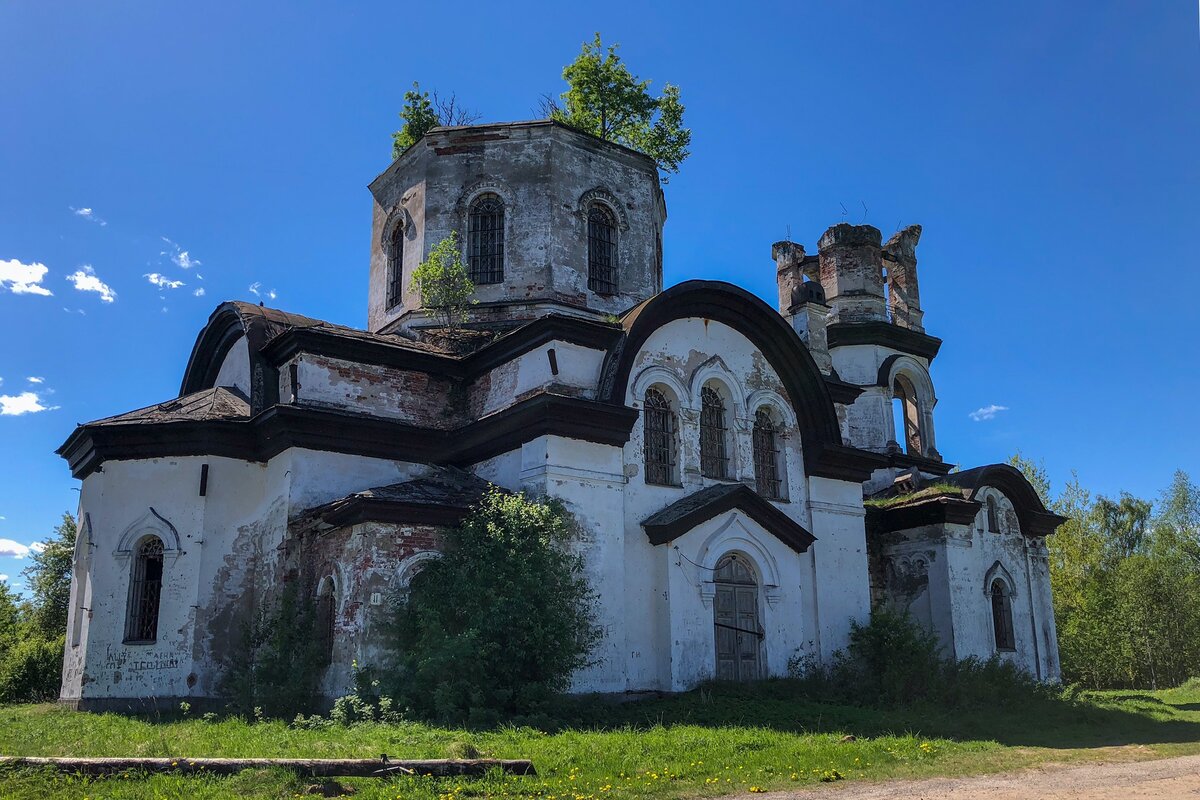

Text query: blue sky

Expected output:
[1,1,1197,591]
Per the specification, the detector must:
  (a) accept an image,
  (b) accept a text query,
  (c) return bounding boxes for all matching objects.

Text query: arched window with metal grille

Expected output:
[643,387,677,486]
[752,407,782,499]
[124,536,164,644]
[468,193,505,284]
[991,579,1016,651]
[587,204,618,295]
[700,386,729,479]
[386,221,405,309]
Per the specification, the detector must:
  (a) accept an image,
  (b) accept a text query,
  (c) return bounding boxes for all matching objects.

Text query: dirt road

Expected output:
[744,754,1200,800]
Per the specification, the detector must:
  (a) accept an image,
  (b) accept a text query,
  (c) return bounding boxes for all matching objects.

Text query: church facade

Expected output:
[57,121,1065,709]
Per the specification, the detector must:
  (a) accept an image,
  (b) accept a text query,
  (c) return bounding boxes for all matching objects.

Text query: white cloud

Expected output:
[144,272,185,290]
[70,206,107,226]
[29,542,46,554]
[969,404,1009,422]
[66,265,117,302]
[249,282,277,301]
[0,540,29,558]
[0,391,58,416]
[161,237,200,269]
[0,575,7,583]
[0,258,53,296]
[193,287,206,297]
[26,377,44,384]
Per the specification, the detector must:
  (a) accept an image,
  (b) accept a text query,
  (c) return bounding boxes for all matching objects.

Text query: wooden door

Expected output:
[714,554,761,681]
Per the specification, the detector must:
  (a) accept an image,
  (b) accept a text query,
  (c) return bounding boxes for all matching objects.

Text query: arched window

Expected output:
[990,579,1015,651]
[892,374,923,455]
[587,204,618,295]
[468,193,505,284]
[643,387,677,486]
[124,536,164,644]
[700,386,729,479]
[986,496,1000,532]
[386,221,405,309]
[315,577,336,665]
[752,407,782,499]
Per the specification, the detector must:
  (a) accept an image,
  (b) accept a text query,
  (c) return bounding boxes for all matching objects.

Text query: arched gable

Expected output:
[600,281,850,477]
[180,302,326,411]
[944,464,1067,538]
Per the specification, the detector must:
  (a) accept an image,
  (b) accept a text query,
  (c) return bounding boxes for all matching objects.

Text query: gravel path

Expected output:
[740,753,1200,800]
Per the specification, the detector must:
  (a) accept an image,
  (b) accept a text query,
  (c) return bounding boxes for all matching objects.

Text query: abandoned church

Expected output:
[56,120,1066,709]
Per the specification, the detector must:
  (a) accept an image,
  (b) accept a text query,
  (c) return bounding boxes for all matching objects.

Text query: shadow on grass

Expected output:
[99,679,1200,753]
[537,679,1200,751]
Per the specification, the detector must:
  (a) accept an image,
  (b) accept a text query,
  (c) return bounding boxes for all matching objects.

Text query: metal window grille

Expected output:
[643,388,676,485]
[991,581,1016,650]
[468,194,505,284]
[386,223,405,309]
[753,408,782,499]
[700,386,729,479]
[587,204,618,295]
[125,537,164,643]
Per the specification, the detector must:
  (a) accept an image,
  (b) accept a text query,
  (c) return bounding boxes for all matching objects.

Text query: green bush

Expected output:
[0,635,64,703]
[791,607,1045,710]
[388,489,601,721]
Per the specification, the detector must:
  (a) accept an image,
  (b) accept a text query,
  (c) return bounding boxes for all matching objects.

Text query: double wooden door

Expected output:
[713,554,762,681]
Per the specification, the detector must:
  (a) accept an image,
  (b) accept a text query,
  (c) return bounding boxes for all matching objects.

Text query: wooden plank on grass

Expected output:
[0,756,536,778]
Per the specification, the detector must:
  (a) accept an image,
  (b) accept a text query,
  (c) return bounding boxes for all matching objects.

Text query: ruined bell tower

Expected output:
[774,223,945,489]
[366,120,668,334]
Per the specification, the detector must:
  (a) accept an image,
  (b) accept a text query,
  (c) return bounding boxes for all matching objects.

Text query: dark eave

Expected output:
[887,450,953,476]
[827,321,943,362]
[58,392,639,480]
[867,494,982,534]
[642,483,817,553]
[823,375,865,405]
[806,443,890,483]
[316,470,496,528]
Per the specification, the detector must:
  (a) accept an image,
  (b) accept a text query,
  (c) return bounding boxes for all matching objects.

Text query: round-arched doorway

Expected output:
[713,553,763,681]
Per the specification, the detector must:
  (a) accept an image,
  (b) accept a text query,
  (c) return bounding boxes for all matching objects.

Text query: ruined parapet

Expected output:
[817,223,886,324]
[772,240,806,314]
[883,225,924,331]
[773,241,831,374]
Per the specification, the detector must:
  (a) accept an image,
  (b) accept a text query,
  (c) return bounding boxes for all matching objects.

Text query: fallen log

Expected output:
[0,756,536,778]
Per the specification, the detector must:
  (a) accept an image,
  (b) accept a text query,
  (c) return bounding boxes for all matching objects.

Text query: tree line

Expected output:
[0,513,74,702]
[1012,456,1200,689]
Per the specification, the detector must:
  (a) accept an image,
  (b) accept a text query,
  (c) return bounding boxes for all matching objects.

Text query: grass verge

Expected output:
[2,680,1200,799]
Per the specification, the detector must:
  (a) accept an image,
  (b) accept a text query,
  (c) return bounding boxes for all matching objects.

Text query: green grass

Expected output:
[2,680,1200,799]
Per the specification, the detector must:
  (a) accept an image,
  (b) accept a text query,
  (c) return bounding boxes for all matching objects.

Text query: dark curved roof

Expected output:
[942,464,1068,537]
[598,280,880,482]
[181,302,322,396]
[311,467,497,528]
[87,387,250,426]
[641,482,816,553]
